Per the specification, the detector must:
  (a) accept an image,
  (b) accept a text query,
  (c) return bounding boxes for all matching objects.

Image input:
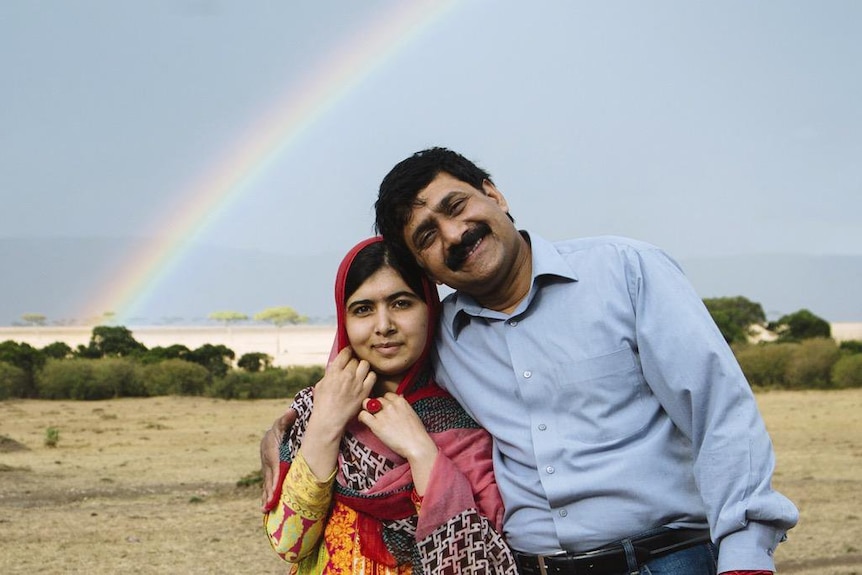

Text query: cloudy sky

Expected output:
[1,1,860,322]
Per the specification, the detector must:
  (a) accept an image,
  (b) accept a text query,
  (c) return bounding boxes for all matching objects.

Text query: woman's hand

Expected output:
[309,347,377,434]
[300,347,376,481]
[358,392,438,495]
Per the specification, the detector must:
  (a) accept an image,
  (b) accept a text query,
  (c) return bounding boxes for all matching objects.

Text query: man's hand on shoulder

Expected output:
[259,408,297,511]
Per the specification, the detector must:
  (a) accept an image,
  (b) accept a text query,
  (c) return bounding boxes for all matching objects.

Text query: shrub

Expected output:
[92,358,147,397]
[768,309,831,342]
[283,365,324,398]
[832,354,862,388]
[0,340,46,398]
[734,343,798,388]
[142,359,210,396]
[839,340,862,354]
[784,338,841,389]
[237,352,272,373]
[36,359,96,399]
[42,341,73,360]
[186,344,235,378]
[0,361,27,400]
[208,365,322,400]
[44,427,60,448]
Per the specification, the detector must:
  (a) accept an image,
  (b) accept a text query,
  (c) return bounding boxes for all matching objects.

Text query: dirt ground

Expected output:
[1,390,860,574]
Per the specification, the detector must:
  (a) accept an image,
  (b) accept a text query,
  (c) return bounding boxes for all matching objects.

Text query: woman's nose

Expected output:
[374,310,395,334]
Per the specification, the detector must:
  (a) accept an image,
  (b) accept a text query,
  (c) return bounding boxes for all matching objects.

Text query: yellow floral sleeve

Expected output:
[264,451,336,562]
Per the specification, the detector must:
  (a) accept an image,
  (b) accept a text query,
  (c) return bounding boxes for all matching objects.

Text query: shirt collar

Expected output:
[447,231,578,337]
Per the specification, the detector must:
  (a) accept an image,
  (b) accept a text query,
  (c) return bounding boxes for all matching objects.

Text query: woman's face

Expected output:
[344,266,428,388]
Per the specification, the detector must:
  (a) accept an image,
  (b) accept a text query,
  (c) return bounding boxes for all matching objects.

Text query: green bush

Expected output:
[207,365,323,400]
[37,359,95,399]
[237,352,272,373]
[734,343,798,388]
[44,427,60,447]
[784,338,841,389]
[142,359,210,396]
[92,358,147,397]
[0,361,27,400]
[831,354,862,388]
[283,365,324,397]
[36,358,147,400]
[0,340,46,398]
[839,340,862,354]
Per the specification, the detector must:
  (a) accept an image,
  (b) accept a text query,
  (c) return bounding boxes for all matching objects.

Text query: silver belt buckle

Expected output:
[537,555,549,575]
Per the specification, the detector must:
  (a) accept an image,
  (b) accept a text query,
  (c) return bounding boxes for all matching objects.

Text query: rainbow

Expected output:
[82,0,458,324]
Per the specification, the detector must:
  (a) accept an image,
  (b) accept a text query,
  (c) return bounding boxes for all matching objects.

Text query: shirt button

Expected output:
[546,466,555,474]
[508,320,518,327]
[523,371,532,378]
[559,509,568,517]
[538,424,547,431]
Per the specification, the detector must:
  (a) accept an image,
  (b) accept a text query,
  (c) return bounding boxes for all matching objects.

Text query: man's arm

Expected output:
[259,408,297,512]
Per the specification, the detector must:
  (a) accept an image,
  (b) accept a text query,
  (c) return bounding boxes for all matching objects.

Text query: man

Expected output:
[263,148,797,574]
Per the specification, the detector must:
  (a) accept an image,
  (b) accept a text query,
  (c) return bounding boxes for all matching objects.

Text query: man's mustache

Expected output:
[445,223,491,271]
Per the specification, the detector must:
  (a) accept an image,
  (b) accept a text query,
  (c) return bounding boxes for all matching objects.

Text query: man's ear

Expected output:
[482,179,509,213]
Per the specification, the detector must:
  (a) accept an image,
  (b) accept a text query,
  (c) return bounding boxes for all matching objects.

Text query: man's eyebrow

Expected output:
[437,191,468,214]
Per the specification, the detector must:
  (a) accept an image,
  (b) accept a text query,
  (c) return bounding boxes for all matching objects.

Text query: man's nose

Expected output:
[438,219,465,245]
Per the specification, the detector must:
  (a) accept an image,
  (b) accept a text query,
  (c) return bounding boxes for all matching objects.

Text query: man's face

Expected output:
[402,172,522,297]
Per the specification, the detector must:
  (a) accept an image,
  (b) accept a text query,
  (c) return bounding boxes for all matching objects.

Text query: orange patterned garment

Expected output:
[263,387,517,574]
[265,452,411,574]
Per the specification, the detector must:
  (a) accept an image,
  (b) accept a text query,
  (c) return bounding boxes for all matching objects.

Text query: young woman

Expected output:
[263,237,516,574]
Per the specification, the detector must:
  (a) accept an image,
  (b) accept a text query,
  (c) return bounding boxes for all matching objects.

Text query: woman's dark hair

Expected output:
[344,241,426,304]
[374,147,493,254]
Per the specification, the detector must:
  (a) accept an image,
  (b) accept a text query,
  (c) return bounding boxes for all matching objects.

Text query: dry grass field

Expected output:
[1,389,860,574]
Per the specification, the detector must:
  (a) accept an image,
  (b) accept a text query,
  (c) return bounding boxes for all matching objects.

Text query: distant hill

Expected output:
[1,237,859,325]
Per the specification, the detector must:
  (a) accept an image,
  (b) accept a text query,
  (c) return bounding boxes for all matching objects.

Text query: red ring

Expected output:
[366,398,383,414]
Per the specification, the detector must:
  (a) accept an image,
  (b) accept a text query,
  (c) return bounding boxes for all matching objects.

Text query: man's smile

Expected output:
[445,223,491,271]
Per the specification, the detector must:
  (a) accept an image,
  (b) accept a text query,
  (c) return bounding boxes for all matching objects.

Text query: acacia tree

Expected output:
[21,313,47,326]
[254,306,308,356]
[208,311,248,327]
[208,310,248,342]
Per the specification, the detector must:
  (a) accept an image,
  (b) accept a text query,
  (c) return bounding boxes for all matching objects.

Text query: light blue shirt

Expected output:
[431,233,798,573]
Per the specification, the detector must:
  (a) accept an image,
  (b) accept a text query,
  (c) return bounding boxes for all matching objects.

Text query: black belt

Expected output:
[513,528,711,575]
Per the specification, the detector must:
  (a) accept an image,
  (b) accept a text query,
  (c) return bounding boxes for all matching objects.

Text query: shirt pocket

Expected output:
[553,346,650,444]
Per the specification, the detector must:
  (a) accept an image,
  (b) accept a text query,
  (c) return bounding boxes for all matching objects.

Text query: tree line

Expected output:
[0,324,322,401]
[1,297,860,401]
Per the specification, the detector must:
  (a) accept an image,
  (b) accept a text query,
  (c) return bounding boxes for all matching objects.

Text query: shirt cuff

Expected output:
[717,522,785,573]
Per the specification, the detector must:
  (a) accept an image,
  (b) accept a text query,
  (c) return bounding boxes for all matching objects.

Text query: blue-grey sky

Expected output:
[1,1,861,322]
